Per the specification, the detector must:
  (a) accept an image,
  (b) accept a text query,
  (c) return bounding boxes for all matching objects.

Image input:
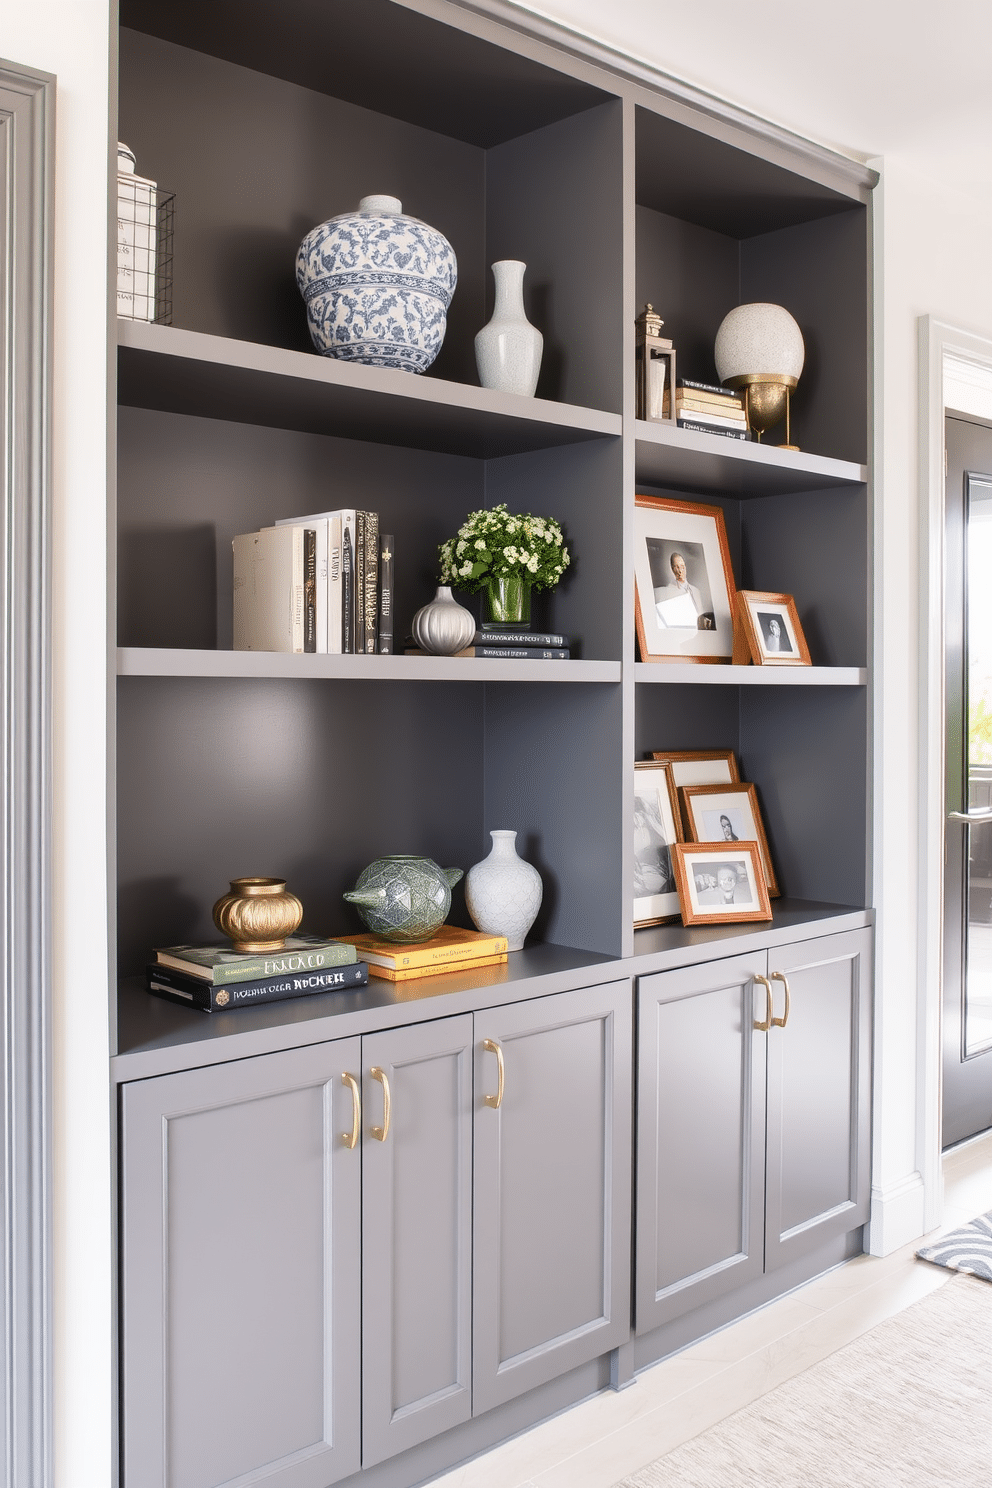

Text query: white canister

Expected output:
[465,830,543,951]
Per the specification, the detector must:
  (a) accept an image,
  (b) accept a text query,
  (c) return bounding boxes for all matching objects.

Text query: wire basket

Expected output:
[117,175,175,325]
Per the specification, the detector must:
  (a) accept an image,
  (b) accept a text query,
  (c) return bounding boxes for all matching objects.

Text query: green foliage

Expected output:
[969,691,992,764]
[438,503,571,594]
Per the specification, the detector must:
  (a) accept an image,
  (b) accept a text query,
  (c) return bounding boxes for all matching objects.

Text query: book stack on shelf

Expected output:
[146,933,367,1013]
[233,511,394,655]
[406,627,571,660]
[664,380,749,441]
[336,925,509,982]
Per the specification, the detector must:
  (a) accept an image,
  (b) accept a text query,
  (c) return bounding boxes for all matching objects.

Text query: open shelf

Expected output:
[634,663,866,686]
[632,899,871,968]
[117,647,621,683]
[118,321,621,458]
[634,420,867,497]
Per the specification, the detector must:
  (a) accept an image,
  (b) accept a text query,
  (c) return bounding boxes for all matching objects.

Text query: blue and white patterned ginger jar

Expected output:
[296,194,457,374]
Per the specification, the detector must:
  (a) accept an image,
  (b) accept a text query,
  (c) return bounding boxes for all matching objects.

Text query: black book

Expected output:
[677,417,749,441]
[303,527,317,653]
[378,533,394,654]
[363,510,379,654]
[355,512,366,657]
[146,959,369,1013]
[679,377,741,399]
[341,524,354,653]
[476,628,568,648]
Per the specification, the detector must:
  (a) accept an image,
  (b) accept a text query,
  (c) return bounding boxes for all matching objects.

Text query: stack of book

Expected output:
[335,924,509,981]
[146,933,367,1012]
[664,380,749,440]
[406,625,570,660]
[233,511,394,655]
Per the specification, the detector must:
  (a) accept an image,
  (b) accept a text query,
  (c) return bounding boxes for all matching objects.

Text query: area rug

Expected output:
[917,1209,992,1281]
[612,1276,992,1488]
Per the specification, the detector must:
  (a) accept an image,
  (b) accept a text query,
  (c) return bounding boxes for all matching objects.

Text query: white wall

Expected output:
[0,3,113,1484]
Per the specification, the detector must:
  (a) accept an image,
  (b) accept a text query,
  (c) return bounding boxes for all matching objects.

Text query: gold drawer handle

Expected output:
[370,1066,391,1141]
[483,1038,504,1109]
[753,974,773,1031]
[341,1072,361,1149]
[770,972,792,1029]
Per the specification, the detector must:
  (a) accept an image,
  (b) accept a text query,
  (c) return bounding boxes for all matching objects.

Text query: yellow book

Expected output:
[336,924,509,970]
[368,953,509,983]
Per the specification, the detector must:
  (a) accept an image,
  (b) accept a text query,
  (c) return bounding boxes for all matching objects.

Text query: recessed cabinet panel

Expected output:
[764,928,872,1268]
[361,1016,474,1466]
[473,982,632,1414]
[636,954,766,1333]
[121,1039,362,1488]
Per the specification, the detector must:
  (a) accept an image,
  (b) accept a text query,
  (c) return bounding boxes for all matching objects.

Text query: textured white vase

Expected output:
[714,302,805,382]
[411,585,475,655]
[465,830,543,951]
[475,261,543,396]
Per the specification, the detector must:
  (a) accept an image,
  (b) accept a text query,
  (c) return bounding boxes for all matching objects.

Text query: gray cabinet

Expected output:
[473,981,632,1414]
[635,928,871,1334]
[120,1038,363,1488]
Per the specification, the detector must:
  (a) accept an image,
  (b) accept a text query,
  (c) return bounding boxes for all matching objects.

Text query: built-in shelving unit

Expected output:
[111,0,875,1049]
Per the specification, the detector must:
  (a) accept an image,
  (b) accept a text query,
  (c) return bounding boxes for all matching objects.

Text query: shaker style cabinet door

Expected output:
[635,953,768,1335]
[120,1038,362,1488]
[472,981,632,1416]
[360,1015,474,1467]
[763,928,872,1271]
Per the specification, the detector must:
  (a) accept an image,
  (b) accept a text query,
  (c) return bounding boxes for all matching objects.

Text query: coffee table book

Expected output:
[367,953,508,983]
[336,925,508,971]
[153,934,357,984]
[146,959,369,1013]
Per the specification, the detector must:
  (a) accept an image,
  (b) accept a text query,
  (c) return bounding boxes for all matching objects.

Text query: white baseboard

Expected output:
[868,1171,929,1255]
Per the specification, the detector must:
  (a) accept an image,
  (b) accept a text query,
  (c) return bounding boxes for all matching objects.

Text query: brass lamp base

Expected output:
[724,373,799,450]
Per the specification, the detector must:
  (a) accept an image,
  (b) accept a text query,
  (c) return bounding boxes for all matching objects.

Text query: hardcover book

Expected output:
[367,953,508,982]
[146,958,369,1011]
[275,514,329,651]
[154,934,357,985]
[233,525,309,653]
[363,510,380,654]
[355,510,366,659]
[378,533,394,654]
[405,645,570,660]
[677,418,749,441]
[476,629,568,647]
[337,924,508,969]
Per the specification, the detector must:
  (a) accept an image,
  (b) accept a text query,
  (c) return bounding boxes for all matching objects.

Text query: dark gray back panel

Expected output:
[487,101,624,413]
[484,683,624,956]
[635,205,738,391]
[117,676,486,975]
[634,684,740,761]
[118,27,486,383]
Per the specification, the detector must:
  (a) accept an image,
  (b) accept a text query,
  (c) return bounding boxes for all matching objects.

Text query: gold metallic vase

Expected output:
[724,372,799,449]
[212,877,304,952]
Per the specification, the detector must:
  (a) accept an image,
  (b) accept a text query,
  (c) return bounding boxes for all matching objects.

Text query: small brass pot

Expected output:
[212,877,304,952]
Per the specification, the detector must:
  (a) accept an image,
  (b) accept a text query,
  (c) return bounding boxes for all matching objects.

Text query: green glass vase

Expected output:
[484,573,532,626]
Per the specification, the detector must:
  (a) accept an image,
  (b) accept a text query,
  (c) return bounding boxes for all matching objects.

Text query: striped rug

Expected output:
[917,1209,992,1281]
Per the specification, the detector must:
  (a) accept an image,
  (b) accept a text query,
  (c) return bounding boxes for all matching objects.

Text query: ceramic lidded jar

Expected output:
[343,855,464,942]
[296,195,457,373]
[464,831,543,951]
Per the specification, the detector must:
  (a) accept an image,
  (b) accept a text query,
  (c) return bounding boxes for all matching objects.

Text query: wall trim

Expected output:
[869,1171,926,1256]
[918,316,992,1235]
[0,57,55,1488]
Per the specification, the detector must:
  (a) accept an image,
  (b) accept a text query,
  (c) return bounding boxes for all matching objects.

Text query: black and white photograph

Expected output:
[634,495,736,663]
[680,781,780,895]
[633,761,683,925]
[671,841,772,926]
[736,590,812,667]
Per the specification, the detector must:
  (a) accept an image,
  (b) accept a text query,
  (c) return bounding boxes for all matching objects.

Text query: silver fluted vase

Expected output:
[411,586,475,655]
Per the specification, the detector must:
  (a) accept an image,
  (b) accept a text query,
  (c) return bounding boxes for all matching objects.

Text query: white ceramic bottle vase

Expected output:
[465,830,543,951]
[475,260,543,397]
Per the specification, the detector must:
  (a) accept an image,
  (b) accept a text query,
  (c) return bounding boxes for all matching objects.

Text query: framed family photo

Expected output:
[670,841,772,926]
[634,495,737,663]
[633,761,683,926]
[680,781,779,896]
[736,590,811,666]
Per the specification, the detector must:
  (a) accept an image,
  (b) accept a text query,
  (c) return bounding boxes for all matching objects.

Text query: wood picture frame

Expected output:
[680,781,780,897]
[650,749,741,786]
[670,841,772,926]
[736,590,811,666]
[634,495,737,663]
[633,760,684,927]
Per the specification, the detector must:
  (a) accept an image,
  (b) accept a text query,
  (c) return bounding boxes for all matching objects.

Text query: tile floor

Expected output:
[430,1129,992,1488]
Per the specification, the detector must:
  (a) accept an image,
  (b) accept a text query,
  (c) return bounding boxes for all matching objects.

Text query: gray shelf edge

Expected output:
[111,902,871,1083]
[633,663,867,687]
[116,648,622,683]
[117,319,622,438]
[634,420,868,488]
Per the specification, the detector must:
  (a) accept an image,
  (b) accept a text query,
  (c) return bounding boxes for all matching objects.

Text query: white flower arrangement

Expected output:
[438,503,571,594]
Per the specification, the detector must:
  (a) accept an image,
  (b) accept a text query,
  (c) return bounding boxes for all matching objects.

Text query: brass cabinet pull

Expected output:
[483,1038,504,1109]
[753,974,774,1031]
[770,972,792,1029]
[370,1066,391,1141]
[341,1072,361,1149]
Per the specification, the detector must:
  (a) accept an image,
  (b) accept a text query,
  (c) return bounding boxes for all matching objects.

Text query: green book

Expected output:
[153,934,357,985]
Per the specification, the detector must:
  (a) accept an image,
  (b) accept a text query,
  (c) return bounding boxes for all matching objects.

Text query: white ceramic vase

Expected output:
[465,830,543,951]
[475,260,543,396]
[411,586,475,655]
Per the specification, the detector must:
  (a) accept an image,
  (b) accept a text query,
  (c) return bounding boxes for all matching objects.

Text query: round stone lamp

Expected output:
[714,303,805,450]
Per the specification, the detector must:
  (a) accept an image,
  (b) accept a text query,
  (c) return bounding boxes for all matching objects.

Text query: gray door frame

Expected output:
[0,58,55,1488]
